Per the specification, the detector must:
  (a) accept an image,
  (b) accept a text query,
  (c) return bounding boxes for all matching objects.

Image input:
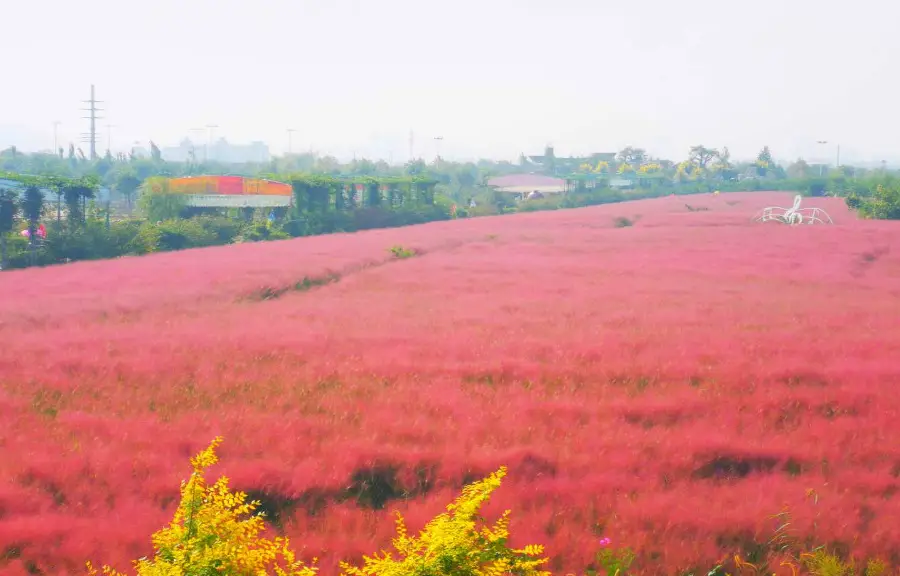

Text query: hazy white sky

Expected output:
[3,0,898,163]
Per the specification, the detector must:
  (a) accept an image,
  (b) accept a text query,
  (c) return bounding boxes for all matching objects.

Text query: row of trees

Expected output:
[0,168,456,270]
[1,141,897,271]
[573,145,778,182]
[285,175,438,213]
[0,173,108,268]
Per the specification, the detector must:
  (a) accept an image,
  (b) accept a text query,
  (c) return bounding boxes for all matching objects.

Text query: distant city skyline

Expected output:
[4,120,895,169]
[3,0,899,166]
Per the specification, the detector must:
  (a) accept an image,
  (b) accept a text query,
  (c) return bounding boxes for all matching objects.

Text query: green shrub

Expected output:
[388,245,417,259]
[236,221,291,243]
[854,181,900,219]
[195,216,243,244]
[155,219,218,251]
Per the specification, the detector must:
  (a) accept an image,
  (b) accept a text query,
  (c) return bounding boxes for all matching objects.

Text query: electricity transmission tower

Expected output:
[80,85,104,160]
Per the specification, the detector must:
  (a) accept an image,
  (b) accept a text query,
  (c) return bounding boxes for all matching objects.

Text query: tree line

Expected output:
[1,141,898,270]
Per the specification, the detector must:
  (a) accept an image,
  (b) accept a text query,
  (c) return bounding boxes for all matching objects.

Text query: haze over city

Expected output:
[3,0,899,164]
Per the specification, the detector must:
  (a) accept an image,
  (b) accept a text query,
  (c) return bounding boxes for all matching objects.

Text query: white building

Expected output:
[162,138,270,164]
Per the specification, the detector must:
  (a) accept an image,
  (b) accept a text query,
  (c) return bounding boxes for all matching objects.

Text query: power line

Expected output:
[80,85,104,161]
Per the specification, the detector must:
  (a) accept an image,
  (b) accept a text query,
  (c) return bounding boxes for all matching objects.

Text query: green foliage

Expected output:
[140,192,189,222]
[586,546,635,576]
[0,189,17,233]
[850,178,900,219]
[194,216,243,244]
[388,245,416,259]
[236,221,291,243]
[43,221,139,262]
[153,219,219,251]
[805,178,828,197]
[62,179,97,227]
[801,550,855,576]
[0,190,16,269]
[22,185,44,225]
[113,169,142,210]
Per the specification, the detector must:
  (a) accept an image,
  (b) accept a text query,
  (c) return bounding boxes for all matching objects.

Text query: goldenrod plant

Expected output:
[87,439,547,576]
[340,466,550,576]
[87,437,318,576]
[86,438,895,576]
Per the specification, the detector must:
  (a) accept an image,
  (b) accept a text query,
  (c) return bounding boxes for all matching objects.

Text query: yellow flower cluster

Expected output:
[88,440,547,576]
[340,466,549,576]
[88,437,318,576]
[637,163,661,174]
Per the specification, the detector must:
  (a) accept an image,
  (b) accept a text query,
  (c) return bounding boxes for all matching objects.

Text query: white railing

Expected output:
[753,194,834,225]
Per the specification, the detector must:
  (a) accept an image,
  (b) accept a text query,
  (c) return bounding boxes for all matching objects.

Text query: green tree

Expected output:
[140,192,188,222]
[689,145,718,171]
[405,159,427,176]
[22,185,44,265]
[756,146,773,176]
[543,145,556,174]
[710,147,735,180]
[787,158,810,178]
[314,155,341,174]
[114,169,142,213]
[348,158,376,175]
[0,189,18,269]
[455,163,477,189]
[616,146,648,165]
[62,178,97,227]
[852,179,900,219]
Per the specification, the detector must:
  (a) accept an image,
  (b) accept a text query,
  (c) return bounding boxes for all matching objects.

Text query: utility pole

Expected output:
[409,129,415,162]
[287,128,296,155]
[80,85,103,161]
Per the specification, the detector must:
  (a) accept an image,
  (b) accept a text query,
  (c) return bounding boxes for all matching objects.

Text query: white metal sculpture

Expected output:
[754,194,834,225]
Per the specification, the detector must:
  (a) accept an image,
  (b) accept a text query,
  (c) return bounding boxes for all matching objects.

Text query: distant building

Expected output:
[161,138,270,164]
[487,174,568,197]
[523,148,618,175]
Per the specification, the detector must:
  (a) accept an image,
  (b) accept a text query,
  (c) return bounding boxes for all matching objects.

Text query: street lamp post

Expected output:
[816,140,840,175]
[287,128,296,155]
[434,136,444,163]
[816,140,827,176]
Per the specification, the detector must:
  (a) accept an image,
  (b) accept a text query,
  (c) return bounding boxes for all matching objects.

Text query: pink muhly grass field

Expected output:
[1,192,899,575]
